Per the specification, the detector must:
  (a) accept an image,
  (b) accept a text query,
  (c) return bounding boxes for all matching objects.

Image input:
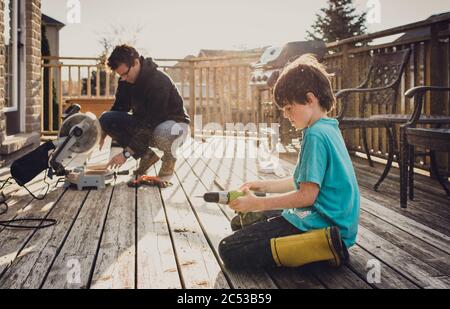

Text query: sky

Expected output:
[41,0,450,59]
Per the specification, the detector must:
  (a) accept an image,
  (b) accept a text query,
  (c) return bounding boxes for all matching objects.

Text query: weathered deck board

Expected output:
[0,189,86,289]
[0,174,58,235]
[360,196,450,255]
[359,210,450,275]
[90,161,136,289]
[42,186,114,289]
[357,225,449,289]
[136,168,181,289]
[357,173,450,235]
[158,160,230,289]
[0,137,449,289]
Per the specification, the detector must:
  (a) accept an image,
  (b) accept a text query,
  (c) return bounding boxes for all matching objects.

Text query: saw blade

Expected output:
[58,112,101,153]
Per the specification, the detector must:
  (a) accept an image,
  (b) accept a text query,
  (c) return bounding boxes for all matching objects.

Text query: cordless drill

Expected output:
[199,191,267,230]
[201,191,266,204]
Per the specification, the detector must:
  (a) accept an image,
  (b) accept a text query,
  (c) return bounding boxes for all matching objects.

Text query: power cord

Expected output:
[0,172,58,229]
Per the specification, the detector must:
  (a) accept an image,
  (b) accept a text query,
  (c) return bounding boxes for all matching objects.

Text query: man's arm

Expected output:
[110,81,131,112]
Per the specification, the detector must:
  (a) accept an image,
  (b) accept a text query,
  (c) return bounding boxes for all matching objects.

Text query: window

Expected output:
[4,0,24,113]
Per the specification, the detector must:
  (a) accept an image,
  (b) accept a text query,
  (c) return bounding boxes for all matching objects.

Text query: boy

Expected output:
[218,54,360,270]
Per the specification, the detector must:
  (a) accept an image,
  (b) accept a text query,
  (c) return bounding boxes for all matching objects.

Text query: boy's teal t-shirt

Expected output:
[282,118,360,248]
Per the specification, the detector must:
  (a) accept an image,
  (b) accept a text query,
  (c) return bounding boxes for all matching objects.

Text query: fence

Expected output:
[324,13,450,172]
[41,13,450,172]
[41,54,261,136]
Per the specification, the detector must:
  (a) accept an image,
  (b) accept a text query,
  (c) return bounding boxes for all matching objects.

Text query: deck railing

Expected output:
[41,13,450,173]
[324,13,450,173]
[41,54,261,136]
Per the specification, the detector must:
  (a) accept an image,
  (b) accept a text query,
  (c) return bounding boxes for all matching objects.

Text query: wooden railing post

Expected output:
[429,21,448,116]
[340,43,357,152]
[428,21,449,176]
[189,61,196,136]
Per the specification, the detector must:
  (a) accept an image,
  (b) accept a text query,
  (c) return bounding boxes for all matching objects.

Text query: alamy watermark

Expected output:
[367,0,382,25]
[66,258,81,285]
[366,259,382,284]
[66,0,81,24]
[172,115,283,167]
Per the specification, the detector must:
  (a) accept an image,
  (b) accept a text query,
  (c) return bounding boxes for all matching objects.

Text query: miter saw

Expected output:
[10,105,115,191]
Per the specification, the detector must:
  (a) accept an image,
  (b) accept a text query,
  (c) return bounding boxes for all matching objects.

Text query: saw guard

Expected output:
[58,112,101,154]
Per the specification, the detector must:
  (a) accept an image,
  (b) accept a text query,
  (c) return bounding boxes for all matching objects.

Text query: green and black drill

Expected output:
[197,190,267,230]
[199,190,266,205]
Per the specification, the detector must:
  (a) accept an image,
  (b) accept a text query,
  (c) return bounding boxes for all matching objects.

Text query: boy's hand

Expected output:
[229,188,264,213]
[240,181,266,193]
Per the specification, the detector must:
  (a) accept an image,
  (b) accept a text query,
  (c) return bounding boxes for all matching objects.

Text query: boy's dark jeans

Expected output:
[219,214,303,270]
[99,111,188,161]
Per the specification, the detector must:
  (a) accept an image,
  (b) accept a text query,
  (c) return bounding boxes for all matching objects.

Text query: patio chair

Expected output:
[400,86,450,208]
[336,49,450,191]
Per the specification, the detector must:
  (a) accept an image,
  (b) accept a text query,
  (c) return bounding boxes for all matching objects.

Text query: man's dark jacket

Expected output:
[111,56,190,128]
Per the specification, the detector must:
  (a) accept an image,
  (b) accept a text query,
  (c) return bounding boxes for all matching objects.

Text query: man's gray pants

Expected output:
[99,111,188,162]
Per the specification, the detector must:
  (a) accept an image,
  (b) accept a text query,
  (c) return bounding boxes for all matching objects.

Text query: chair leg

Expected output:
[430,150,450,196]
[408,145,415,201]
[399,128,408,208]
[362,128,374,167]
[374,126,394,191]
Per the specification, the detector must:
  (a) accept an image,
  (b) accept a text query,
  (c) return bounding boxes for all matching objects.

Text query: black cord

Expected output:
[0,173,57,230]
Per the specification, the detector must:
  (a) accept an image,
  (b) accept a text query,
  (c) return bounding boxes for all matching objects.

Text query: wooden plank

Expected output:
[158,161,230,289]
[0,173,58,234]
[352,156,450,208]
[347,158,450,228]
[42,186,114,289]
[360,210,450,276]
[357,174,450,236]
[0,189,88,289]
[180,153,279,289]
[90,164,136,289]
[0,176,65,260]
[136,168,181,289]
[205,68,211,126]
[360,196,450,255]
[355,167,450,222]
[346,245,419,289]
[357,225,449,288]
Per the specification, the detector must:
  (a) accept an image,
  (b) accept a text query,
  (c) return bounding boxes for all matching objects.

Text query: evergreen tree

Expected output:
[307,0,367,45]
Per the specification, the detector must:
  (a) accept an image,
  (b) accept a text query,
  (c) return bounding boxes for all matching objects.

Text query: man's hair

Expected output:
[107,45,140,70]
[273,54,335,112]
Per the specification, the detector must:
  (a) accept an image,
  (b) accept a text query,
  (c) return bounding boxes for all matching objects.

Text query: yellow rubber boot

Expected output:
[270,226,348,268]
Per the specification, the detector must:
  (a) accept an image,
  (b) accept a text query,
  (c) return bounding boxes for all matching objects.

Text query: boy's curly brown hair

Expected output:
[273,54,335,112]
[107,45,140,70]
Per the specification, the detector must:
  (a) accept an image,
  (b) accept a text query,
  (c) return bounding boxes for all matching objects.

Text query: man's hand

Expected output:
[107,152,127,169]
[229,188,264,213]
[99,130,107,151]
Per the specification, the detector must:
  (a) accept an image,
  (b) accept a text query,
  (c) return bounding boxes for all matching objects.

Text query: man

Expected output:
[100,45,190,177]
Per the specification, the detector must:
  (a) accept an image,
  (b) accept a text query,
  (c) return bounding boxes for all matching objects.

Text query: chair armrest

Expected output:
[405,86,450,99]
[336,85,394,99]
[403,86,450,127]
[335,85,394,120]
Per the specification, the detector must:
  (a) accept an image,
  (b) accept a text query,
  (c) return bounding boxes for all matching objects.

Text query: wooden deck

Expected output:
[0,137,449,289]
